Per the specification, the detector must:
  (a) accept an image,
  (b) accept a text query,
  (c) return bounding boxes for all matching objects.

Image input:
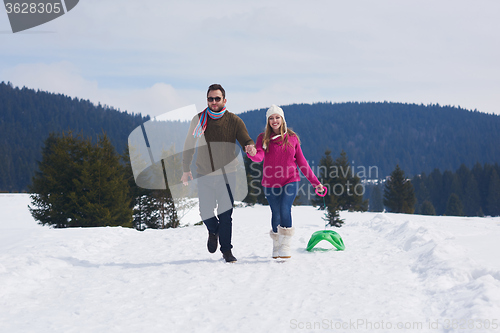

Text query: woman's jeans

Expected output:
[264,182,299,233]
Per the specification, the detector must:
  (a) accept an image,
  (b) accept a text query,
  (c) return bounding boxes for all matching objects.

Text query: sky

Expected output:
[1,0,500,121]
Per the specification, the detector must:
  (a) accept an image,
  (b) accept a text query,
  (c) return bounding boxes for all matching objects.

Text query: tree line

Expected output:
[29,133,500,231]
[245,149,500,221]
[412,163,500,216]
[368,162,500,217]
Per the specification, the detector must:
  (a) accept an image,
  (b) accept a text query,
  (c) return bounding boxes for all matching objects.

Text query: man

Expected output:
[181,84,255,262]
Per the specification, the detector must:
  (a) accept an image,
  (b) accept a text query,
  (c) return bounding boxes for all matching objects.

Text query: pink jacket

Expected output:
[248,133,320,188]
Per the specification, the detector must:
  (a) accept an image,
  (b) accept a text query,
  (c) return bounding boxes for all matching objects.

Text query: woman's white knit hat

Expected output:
[266,104,287,132]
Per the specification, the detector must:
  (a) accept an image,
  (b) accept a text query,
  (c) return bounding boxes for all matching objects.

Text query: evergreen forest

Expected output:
[412,163,500,217]
[0,82,148,192]
[366,162,500,217]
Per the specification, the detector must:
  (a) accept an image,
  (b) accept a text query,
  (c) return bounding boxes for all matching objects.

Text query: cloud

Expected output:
[3,62,98,97]
[1,0,499,117]
[2,61,204,119]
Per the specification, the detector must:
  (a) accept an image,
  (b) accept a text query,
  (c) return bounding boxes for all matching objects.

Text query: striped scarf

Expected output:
[193,107,227,137]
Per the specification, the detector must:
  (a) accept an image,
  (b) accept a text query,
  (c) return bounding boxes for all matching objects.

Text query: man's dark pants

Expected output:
[197,173,235,253]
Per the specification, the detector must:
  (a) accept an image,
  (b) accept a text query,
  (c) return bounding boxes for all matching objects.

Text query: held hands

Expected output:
[181,171,193,186]
[245,144,257,157]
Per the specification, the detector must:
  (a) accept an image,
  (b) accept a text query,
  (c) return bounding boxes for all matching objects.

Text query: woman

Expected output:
[246,105,324,259]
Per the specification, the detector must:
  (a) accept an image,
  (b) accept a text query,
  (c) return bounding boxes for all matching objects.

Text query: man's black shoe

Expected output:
[207,232,218,253]
[222,250,237,263]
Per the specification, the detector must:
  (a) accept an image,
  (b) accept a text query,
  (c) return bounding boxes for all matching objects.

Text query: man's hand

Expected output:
[181,171,193,186]
[245,145,257,157]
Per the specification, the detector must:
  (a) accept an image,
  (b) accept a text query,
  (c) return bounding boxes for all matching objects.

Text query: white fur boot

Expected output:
[278,226,295,258]
[269,230,280,259]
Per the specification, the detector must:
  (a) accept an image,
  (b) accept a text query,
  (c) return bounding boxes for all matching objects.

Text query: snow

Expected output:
[1,193,500,332]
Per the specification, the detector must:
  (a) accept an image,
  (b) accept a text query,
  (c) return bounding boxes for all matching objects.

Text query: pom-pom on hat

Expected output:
[266,104,287,132]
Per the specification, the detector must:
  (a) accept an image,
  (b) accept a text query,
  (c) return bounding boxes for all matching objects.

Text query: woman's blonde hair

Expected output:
[261,115,300,151]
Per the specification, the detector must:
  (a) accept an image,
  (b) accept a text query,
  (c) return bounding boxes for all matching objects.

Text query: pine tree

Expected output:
[445,193,464,216]
[427,168,445,215]
[29,133,79,227]
[383,165,416,213]
[369,184,384,212]
[29,131,133,228]
[486,169,500,216]
[314,150,367,212]
[149,187,180,229]
[67,134,133,227]
[420,200,436,215]
[121,147,150,230]
[313,150,343,227]
[331,150,368,211]
[322,193,344,227]
[158,148,182,228]
[313,150,335,207]
[122,145,181,230]
[462,174,482,216]
[443,170,462,211]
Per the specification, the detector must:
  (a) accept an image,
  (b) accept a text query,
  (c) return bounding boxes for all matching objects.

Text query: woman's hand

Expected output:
[314,183,325,193]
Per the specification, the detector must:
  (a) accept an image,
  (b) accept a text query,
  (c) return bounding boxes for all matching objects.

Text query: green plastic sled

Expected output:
[306,230,345,251]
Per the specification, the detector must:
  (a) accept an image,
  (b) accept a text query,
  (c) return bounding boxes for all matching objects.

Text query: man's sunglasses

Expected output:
[207,97,222,102]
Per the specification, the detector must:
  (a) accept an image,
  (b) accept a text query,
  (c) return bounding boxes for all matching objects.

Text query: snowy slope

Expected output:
[1,194,500,333]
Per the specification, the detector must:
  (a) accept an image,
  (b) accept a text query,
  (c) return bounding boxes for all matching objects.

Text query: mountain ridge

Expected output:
[2,81,500,191]
[239,101,500,178]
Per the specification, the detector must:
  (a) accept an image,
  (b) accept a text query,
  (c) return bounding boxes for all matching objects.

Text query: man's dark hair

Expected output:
[207,84,225,99]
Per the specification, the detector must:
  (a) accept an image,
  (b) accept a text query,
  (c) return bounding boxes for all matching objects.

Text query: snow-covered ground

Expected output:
[1,193,500,333]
